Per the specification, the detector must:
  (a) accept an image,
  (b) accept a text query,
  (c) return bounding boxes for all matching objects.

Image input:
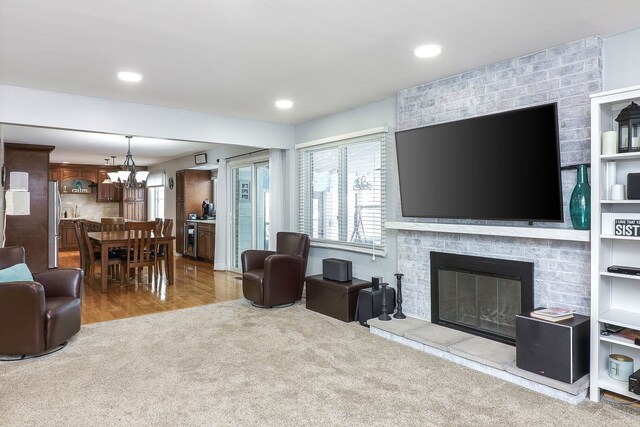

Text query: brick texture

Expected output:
[395,37,602,320]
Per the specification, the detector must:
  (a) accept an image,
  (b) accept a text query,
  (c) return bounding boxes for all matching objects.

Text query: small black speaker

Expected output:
[516,311,590,383]
[322,258,352,282]
[628,173,640,200]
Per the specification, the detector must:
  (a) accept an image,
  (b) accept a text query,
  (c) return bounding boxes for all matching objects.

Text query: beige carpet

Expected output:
[0,300,637,426]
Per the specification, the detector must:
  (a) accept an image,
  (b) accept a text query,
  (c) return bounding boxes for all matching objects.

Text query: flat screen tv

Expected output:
[395,103,563,222]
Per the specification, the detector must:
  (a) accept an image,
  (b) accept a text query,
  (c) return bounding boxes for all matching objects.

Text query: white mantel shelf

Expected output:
[386,221,590,242]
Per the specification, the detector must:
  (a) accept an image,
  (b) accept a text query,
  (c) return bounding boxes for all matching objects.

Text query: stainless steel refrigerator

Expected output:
[48,180,61,269]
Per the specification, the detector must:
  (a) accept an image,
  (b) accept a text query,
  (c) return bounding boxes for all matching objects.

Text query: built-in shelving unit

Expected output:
[590,85,640,402]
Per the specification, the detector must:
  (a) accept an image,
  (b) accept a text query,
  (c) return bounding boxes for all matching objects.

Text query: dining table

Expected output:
[88,230,175,293]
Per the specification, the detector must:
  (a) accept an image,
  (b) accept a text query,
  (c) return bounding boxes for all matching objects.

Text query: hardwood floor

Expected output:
[59,251,243,324]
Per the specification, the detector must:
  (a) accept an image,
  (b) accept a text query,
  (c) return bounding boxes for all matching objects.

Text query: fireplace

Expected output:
[430,252,534,345]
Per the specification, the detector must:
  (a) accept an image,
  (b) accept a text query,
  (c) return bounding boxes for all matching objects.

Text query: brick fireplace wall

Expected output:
[395,37,602,320]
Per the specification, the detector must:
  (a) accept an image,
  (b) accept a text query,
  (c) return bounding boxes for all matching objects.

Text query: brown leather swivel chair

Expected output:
[241,232,311,308]
[0,246,83,357]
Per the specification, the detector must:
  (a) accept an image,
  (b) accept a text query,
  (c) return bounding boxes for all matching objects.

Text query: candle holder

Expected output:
[393,273,406,319]
[378,282,391,321]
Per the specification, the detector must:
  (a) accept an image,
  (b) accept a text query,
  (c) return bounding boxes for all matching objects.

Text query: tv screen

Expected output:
[395,103,563,222]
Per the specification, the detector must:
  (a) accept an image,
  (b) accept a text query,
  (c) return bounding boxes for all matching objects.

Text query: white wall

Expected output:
[149,144,257,224]
[604,28,640,90]
[293,97,399,283]
[0,85,294,149]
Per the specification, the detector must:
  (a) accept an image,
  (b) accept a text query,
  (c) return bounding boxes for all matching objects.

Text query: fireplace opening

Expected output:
[430,252,534,346]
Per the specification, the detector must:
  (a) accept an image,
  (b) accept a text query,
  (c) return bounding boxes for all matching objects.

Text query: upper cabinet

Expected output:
[97,169,122,202]
[61,166,96,182]
[50,163,98,195]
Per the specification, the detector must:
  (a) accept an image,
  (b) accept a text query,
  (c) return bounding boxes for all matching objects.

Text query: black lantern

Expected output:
[615,101,640,153]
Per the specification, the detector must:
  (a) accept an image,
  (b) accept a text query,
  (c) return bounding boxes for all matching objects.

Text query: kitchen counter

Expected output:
[187,219,216,224]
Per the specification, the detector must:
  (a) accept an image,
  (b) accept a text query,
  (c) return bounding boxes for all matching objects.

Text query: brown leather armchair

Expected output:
[241,232,310,308]
[0,246,83,357]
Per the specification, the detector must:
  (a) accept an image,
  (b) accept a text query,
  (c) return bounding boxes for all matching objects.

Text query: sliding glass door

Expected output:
[230,159,269,271]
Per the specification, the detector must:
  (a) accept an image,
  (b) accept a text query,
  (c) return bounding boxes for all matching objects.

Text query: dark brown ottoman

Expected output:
[305,274,372,322]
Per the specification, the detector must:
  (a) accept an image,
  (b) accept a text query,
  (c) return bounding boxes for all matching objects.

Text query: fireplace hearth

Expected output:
[430,252,534,345]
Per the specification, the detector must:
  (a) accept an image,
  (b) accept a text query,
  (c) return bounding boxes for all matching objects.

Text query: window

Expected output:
[148,187,165,220]
[146,171,166,220]
[297,127,388,255]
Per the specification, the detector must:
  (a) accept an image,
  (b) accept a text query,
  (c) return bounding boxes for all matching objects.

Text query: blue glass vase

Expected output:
[569,164,590,230]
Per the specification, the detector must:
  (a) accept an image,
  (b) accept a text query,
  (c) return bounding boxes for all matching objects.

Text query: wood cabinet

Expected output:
[175,170,185,203]
[175,169,211,254]
[589,85,640,402]
[61,166,96,182]
[196,223,215,261]
[59,220,79,251]
[97,169,121,202]
[120,186,146,221]
[50,164,61,186]
[5,143,54,272]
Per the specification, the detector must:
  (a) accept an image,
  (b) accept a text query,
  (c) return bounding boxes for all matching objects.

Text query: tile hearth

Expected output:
[368,316,589,405]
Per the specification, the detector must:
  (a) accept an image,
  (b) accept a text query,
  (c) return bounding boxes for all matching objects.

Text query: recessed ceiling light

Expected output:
[414,44,442,58]
[117,71,143,82]
[275,99,293,109]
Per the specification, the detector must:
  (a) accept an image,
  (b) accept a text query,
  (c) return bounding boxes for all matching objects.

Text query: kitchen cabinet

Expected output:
[175,169,211,255]
[97,169,121,202]
[121,186,146,221]
[50,165,61,186]
[5,143,54,272]
[589,85,640,402]
[61,166,96,182]
[50,164,98,195]
[196,222,216,262]
[59,220,79,251]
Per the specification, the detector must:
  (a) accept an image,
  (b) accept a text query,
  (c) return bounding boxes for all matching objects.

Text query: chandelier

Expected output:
[106,136,149,188]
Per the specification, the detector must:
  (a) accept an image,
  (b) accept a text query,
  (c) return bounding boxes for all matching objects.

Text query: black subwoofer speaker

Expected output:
[515,311,590,384]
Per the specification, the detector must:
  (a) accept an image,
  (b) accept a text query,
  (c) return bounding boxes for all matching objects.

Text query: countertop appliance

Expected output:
[202,200,214,219]
[47,180,61,268]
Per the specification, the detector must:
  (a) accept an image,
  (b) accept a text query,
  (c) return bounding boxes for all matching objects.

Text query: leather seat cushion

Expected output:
[45,297,82,349]
[242,269,264,304]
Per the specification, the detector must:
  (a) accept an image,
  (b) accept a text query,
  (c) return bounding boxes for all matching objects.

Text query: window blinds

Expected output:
[297,127,388,255]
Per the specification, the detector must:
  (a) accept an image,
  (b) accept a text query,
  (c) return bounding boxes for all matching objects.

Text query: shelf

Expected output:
[600,271,640,281]
[597,370,640,400]
[599,309,640,330]
[386,221,590,242]
[601,200,640,204]
[600,234,640,241]
[600,334,640,350]
[601,152,640,161]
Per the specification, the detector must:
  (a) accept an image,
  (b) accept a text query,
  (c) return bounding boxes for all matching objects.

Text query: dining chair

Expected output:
[80,220,123,287]
[101,217,126,231]
[155,218,174,281]
[72,220,89,276]
[101,217,126,276]
[121,221,157,285]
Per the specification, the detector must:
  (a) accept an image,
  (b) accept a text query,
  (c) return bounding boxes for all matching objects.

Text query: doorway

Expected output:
[230,159,269,271]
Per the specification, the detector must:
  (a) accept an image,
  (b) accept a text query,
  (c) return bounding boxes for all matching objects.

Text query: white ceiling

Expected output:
[2,0,640,164]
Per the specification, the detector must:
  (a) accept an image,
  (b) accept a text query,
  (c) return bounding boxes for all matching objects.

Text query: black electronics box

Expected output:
[630,369,640,395]
[628,173,640,200]
[355,287,396,326]
[322,258,352,282]
[515,311,590,384]
[607,265,640,276]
